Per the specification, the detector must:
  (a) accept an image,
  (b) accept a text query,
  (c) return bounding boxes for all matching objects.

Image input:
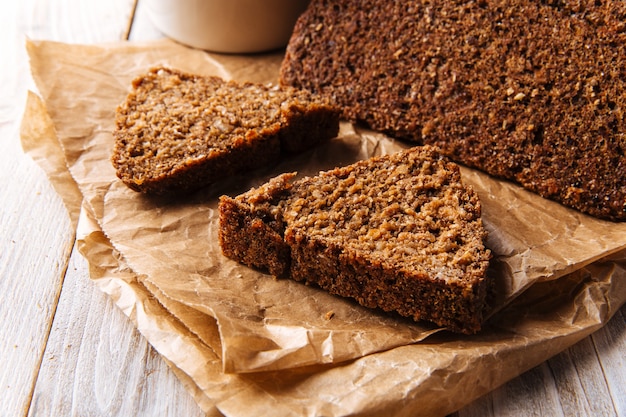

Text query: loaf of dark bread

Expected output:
[218,146,492,334]
[280,0,626,221]
[112,67,340,195]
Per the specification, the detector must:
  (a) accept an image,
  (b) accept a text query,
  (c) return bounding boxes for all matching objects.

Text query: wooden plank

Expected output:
[127,0,163,42]
[492,363,564,417]
[593,306,626,415]
[29,245,205,416]
[0,153,74,416]
[547,337,614,416]
[0,1,77,415]
[0,0,203,415]
[21,0,133,43]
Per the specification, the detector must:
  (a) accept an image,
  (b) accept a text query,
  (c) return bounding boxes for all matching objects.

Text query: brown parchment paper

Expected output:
[21,38,626,416]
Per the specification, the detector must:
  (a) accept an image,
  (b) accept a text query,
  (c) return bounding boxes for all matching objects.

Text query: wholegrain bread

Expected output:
[218,146,492,334]
[280,0,626,221]
[112,67,340,195]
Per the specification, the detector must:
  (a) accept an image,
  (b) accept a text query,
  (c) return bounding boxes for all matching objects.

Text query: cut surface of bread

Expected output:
[112,67,340,195]
[280,0,626,221]
[218,146,492,334]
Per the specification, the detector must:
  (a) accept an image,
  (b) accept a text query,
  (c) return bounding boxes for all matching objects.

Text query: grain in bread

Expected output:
[218,146,492,334]
[280,0,626,221]
[112,67,340,195]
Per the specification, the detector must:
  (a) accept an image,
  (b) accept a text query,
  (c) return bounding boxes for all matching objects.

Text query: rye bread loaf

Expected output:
[279,0,626,221]
[112,67,340,195]
[218,146,492,334]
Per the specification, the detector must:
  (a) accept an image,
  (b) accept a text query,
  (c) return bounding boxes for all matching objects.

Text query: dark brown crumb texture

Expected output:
[279,0,626,221]
[112,67,340,195]
[219,146,492,334]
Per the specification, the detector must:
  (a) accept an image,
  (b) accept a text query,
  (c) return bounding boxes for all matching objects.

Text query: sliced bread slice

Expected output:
[112,67,339,195]
[218,146,492,334]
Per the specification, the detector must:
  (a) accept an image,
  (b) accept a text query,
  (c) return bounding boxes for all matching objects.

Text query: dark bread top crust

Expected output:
[280,0,626,221]
[112,67,339,195]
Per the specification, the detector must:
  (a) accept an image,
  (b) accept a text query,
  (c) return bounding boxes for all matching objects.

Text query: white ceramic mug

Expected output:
[145,0,310,53]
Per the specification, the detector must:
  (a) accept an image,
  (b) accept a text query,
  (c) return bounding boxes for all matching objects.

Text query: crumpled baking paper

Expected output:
[21,38,626,417]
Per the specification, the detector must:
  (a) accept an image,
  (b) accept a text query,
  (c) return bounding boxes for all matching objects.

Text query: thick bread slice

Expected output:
[280,0,626,221]
[112,67,340,195]
[218,146,492,334]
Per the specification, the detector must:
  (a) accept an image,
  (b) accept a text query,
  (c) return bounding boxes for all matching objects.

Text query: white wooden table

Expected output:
[1,1,624,416]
